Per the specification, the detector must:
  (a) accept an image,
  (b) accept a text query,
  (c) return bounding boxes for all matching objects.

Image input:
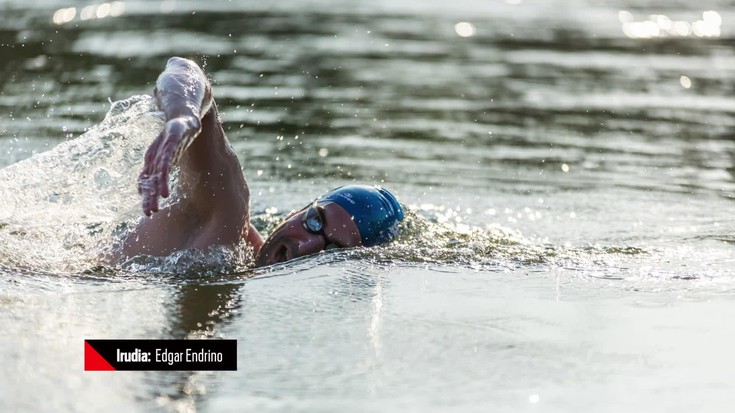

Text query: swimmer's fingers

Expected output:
[157,143,176,199]
[138,132,167,215]
[136,118,198,216]
[163,117,200,165]
[137,164,155,197]
[139,131,163,195]
[158,161,170,199]
[156,122,185,198]
[155,117,200,198]
[138,173,159,216]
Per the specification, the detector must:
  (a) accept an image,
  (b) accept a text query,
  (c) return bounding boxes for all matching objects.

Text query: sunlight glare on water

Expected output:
[619,9,722,39]
[454,22,477,38]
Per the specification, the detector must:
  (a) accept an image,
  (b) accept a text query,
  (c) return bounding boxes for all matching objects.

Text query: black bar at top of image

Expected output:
[86,339,237,371]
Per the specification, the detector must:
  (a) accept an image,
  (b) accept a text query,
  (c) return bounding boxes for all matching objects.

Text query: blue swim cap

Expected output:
[318,185,404,247]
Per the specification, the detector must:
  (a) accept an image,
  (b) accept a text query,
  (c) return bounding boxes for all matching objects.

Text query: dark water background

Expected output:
[1,0,735,412]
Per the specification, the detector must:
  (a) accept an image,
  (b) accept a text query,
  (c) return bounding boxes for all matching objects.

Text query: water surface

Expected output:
[1,0,734,412]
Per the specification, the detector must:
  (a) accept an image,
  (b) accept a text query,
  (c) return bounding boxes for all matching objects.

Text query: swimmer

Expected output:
[114,57,403,266]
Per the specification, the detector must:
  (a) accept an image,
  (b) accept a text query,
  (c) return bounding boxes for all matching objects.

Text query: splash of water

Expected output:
[0,95,647,279]
[250,205,644,277]
[0,95,164,274]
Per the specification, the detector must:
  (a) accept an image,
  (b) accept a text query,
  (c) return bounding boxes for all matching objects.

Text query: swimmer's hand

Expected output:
[138,57,211,216]
[137,116,201,216]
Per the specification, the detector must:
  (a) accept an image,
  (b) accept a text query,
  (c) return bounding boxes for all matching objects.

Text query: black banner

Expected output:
[85,339,237,371]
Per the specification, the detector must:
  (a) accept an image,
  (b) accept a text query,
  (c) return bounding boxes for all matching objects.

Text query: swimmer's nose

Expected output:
[294,235,325,258]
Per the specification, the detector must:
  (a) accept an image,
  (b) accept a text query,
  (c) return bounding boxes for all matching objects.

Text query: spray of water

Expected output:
[0,95,647,280]
[0,95,163,274]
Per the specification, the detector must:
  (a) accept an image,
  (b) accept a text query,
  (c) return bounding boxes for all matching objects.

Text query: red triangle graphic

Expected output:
[84,341,116,371]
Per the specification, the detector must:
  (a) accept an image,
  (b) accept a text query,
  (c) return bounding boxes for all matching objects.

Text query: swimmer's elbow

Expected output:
[166,56,188,67]
[156,57,212,120]
[165,56,199,71]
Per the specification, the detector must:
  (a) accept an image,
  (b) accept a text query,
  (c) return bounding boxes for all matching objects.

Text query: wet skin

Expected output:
[115,57,360,267]
[114,57,263,261]
[255,202,362,266]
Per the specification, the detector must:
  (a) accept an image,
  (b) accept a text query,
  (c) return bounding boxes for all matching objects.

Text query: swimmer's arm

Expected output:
[137,57,213,216]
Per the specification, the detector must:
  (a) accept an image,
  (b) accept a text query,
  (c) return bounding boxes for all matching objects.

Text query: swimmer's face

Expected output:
[255,201,362,267]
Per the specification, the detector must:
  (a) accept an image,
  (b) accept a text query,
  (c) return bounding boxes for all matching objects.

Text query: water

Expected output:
[1,0,735,411]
